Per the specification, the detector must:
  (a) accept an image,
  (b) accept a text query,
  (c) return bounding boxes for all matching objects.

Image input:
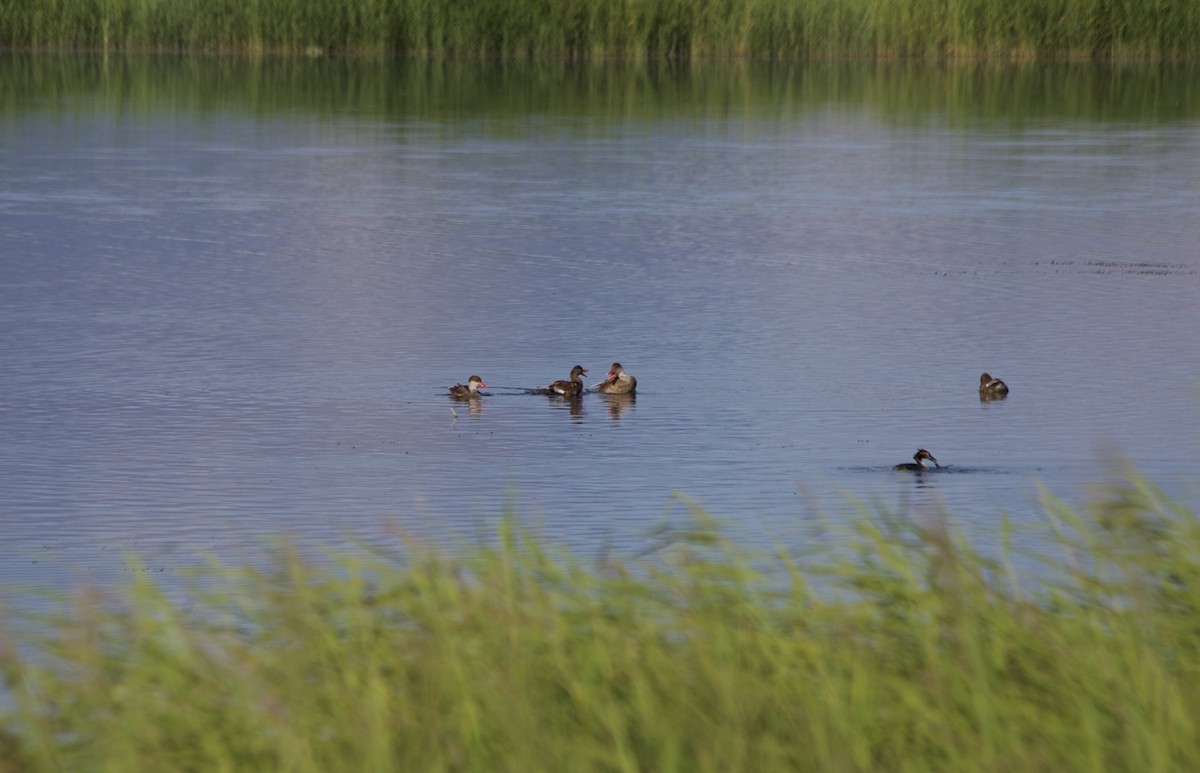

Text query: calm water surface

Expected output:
[2,56,1198,597]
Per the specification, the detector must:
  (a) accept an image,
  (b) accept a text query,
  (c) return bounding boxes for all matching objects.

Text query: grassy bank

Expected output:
[2,0,1199,59]
[3,472,1200,770]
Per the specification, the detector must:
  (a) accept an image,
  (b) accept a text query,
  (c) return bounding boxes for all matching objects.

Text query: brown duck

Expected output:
[448,375,487,399]
[595,362,637,395]
[979,372,1009,399]
[541,365,588,397]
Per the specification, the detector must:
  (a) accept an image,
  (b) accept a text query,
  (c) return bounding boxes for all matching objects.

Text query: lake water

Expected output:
[2,55,1199,599]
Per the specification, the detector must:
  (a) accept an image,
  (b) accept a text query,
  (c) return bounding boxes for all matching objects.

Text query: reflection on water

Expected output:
[1,54,1199,601]
[544,394,586,421]
[601,393,636,421]
[448,396,485,420]
[2,54,1197,125]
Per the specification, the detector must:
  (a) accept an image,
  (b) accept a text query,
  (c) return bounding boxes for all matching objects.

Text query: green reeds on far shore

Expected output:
[4,471,1200,770]
[1,0,1198,59]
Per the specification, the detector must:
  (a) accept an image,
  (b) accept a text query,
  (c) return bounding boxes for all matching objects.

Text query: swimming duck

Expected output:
[541,365,588,397]
[893,449,940,471]
[448,375,487,399]
[595,362,637,394]
[979,372,1009,399]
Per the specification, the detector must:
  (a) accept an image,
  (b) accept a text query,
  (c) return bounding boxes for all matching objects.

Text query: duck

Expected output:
[595,362,637,394]
[540,365,588,397]
[893,449,940,471]
[979,372,1009,399]
[448,375,487,399]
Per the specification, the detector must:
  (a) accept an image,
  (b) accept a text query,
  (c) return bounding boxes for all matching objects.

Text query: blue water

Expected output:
[2,57,1199,600]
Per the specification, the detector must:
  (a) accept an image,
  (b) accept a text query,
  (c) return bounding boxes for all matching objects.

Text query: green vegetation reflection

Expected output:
[3,53,1199,126]
[5,469,1200,770]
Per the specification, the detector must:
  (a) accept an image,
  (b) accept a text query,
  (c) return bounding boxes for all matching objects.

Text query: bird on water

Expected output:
[539,365,588,397]
[449,375,487,399]
[595,362,636,395]
[894,449,940,471]
[979,372,1009,399]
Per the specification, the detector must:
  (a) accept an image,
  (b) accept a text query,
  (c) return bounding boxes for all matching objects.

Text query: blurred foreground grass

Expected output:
[3,468,1200,771]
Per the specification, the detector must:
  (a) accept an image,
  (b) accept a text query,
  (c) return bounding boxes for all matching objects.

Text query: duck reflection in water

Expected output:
[449,401,485,424]
[602,392,635,420]
[979,372,1009,400]
[894,449,940,472]
[545,393,584,419]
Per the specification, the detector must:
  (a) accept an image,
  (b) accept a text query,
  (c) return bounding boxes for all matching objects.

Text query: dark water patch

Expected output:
[893,466,1018,475]
[1036,259,1196,276]
[842,466,1018,475]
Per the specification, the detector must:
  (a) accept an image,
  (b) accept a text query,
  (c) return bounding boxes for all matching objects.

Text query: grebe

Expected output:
[595,362,637,394]
[894,449,940,471]
[540,365,588,397]
[448,375,487,399]
[979,373,1009,399]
